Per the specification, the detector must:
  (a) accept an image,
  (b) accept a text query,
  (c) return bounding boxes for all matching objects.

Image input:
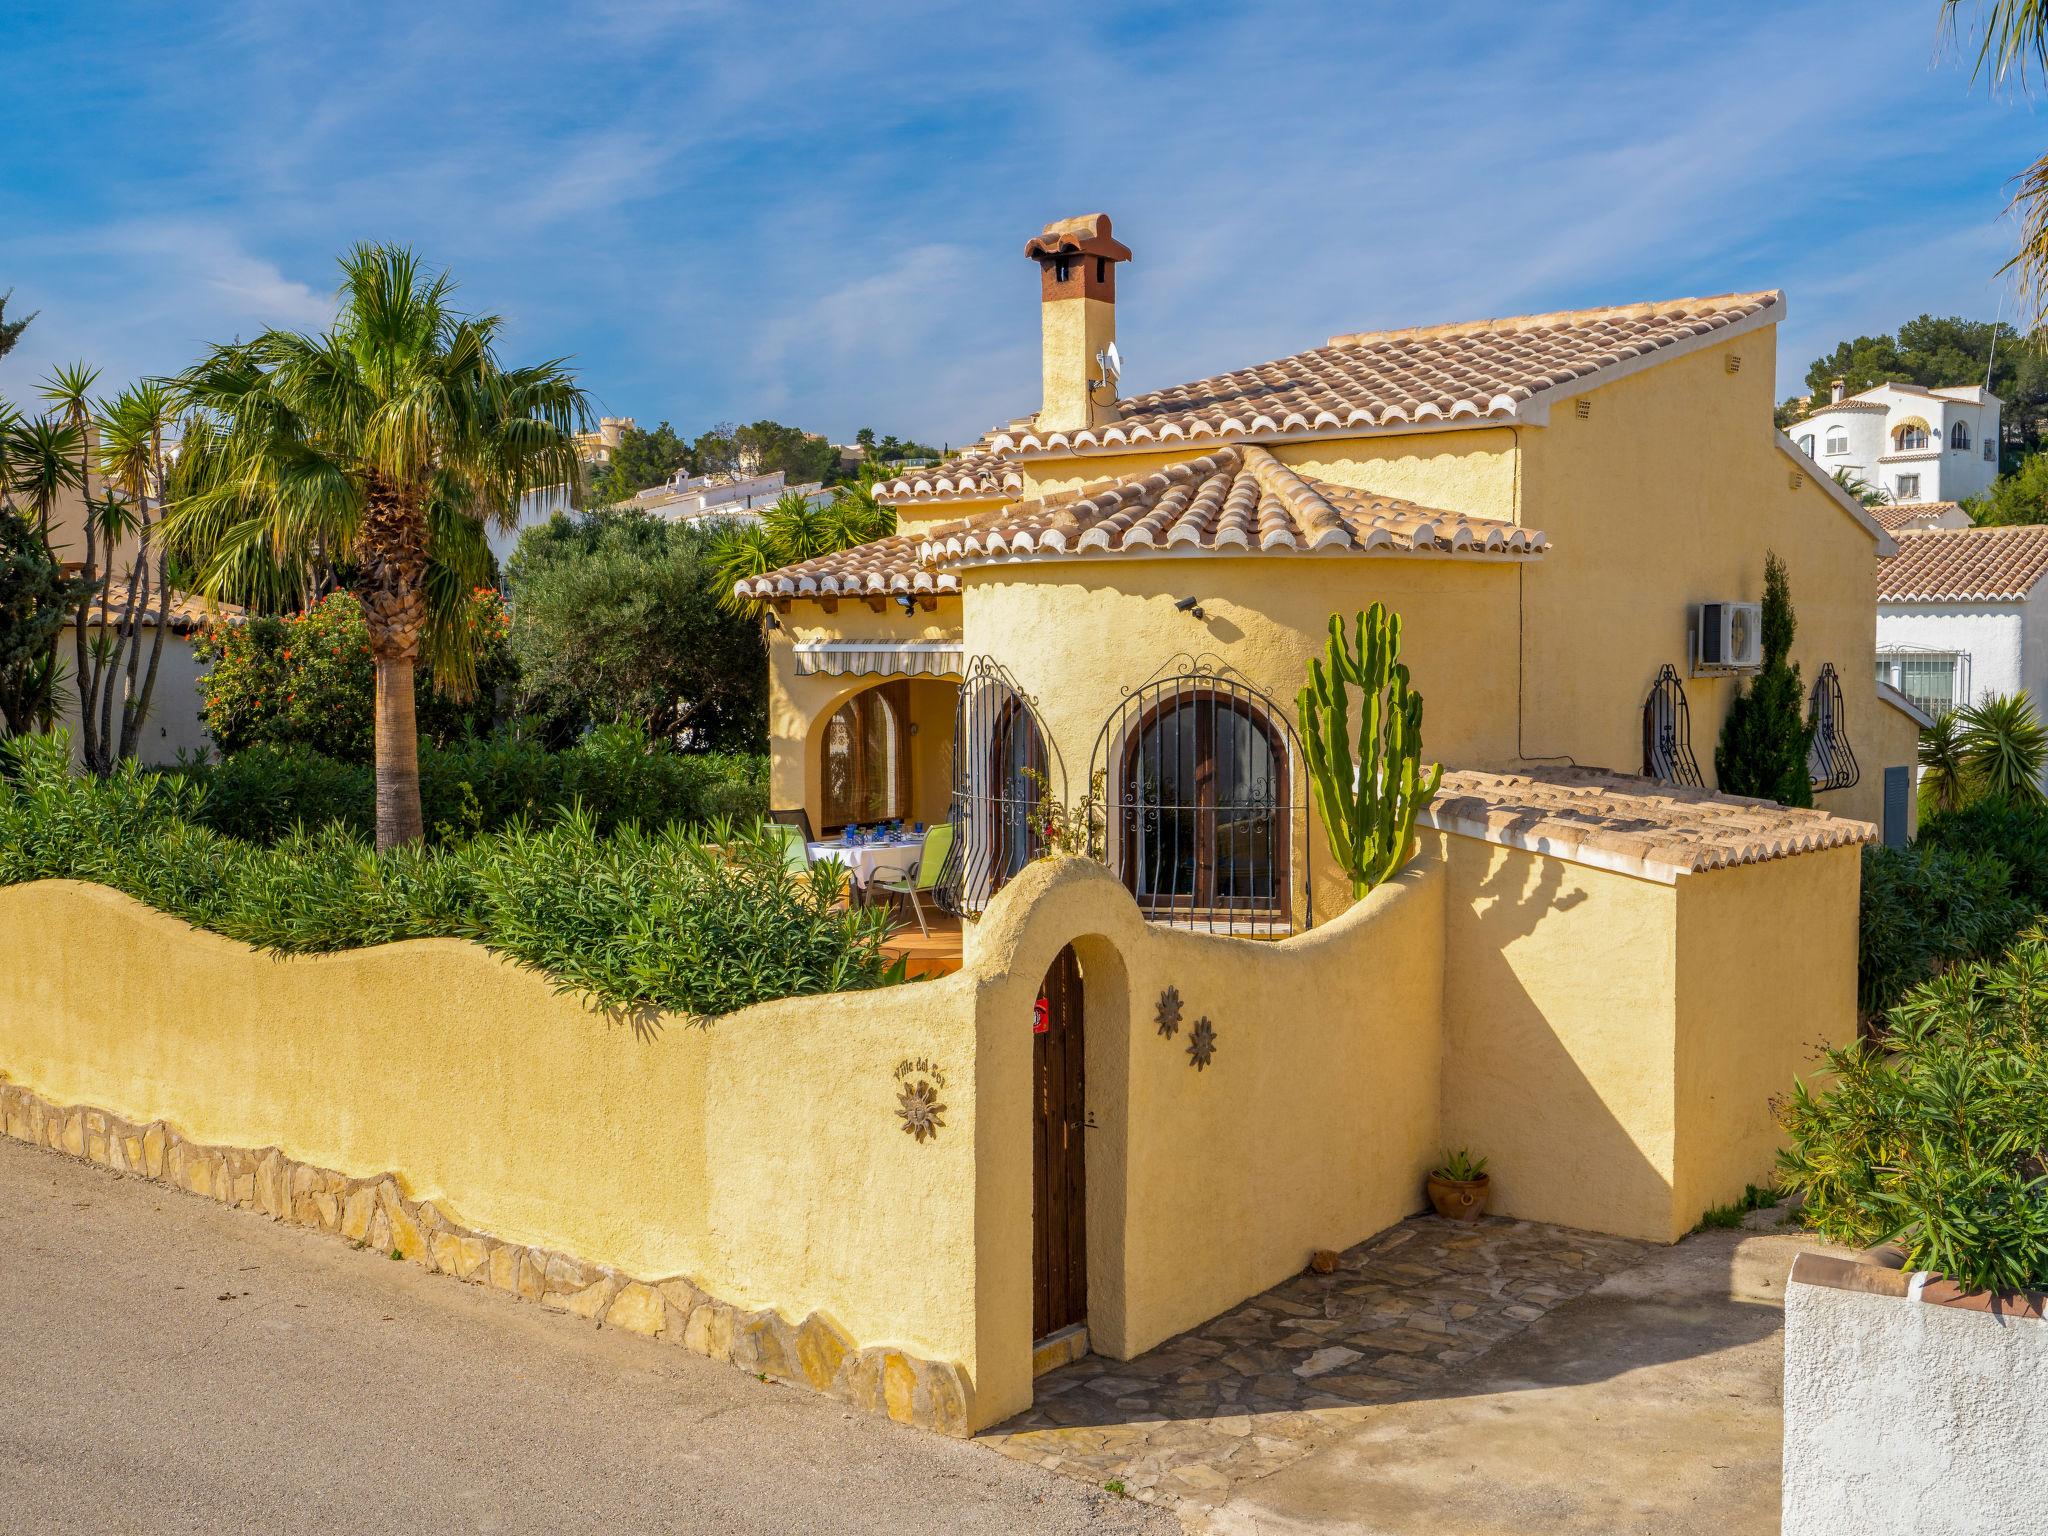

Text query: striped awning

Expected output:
[792,641,964,678]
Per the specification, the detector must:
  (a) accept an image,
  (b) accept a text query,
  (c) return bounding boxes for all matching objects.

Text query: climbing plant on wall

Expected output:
[1297,605,1442,898]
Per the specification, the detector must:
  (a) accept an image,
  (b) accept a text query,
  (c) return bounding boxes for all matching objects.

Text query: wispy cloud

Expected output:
[0,0,2037,436]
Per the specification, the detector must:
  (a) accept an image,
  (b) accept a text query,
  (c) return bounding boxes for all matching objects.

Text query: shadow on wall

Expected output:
[1439,833,1689,1243]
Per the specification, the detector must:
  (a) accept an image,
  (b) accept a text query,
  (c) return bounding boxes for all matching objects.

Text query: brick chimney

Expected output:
[1830,377,1845,404]
[1026,214,1132,434]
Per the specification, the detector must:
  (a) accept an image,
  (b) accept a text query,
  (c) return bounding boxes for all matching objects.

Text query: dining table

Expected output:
[806,835,920,892]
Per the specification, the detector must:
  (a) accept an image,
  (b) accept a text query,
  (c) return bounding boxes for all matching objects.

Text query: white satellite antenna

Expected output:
[1095,341,1123,400]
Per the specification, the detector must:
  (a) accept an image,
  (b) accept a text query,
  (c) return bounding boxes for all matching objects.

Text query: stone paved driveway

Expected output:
[981,1216,1650,1518]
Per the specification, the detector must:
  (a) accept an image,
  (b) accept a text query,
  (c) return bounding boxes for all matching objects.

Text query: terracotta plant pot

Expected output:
[1426,1172,1490,1222]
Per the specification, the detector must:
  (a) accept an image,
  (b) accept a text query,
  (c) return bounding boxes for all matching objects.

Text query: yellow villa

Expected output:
[0,214,1924,1442]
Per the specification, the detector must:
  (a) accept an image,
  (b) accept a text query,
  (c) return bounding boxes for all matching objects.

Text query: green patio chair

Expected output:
[874,822,954,937]
[765,820,813,876]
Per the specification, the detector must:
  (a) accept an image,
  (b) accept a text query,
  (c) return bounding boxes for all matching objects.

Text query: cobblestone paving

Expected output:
[981,1216,1651,1518]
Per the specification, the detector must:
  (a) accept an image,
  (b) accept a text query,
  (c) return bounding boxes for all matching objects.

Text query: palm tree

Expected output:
[166,245,587,848]
[1830,466,1891,509]
[708,474,899,617]
[1958,691,2048,804]
[1918,710,1976,814]
[1942,2,2048,322]
[81,382,178,766]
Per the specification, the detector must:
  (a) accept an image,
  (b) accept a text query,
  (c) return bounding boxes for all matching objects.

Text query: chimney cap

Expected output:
[1026,213,1132,265]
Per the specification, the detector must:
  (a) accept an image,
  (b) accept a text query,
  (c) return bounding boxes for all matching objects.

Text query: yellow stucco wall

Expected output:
[962,558,1521,919]
[1672,844,1861,1224]
[1437,831,1864,1243]
[1516,341,1902,826]
[1436,833,1682,1241]
[0,879,992,1411]
[765,601,961,827]
[962,855,1444,1362]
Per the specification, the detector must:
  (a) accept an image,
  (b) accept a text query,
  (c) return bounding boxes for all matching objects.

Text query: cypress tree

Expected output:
[1714,552,1814,807]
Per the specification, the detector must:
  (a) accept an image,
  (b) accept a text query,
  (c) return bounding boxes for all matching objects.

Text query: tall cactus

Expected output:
[1296,605,1443,898]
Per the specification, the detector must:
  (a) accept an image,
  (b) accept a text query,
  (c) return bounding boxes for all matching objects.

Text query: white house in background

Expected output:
[1873,500,1972,534]
[1875,525,2048,727]
[628,467,830,525]
[1794,379,2001,505]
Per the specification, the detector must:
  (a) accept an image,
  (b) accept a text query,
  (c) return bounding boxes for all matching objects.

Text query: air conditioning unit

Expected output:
[1697,602,1762,671]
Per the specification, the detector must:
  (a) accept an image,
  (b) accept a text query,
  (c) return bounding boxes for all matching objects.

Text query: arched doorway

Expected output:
[1034,943,1087,1342]
[819,681,909,829]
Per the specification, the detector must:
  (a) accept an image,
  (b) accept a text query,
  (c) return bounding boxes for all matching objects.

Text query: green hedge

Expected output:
[0,733,889,1018]
[177,725,766,846]
[1781,929,2048,1292]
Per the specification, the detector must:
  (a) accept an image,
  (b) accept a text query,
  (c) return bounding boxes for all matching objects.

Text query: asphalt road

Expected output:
[0,1134,1169,1536]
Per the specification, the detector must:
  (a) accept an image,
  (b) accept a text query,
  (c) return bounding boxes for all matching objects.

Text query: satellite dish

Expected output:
[1104,341,1123,381]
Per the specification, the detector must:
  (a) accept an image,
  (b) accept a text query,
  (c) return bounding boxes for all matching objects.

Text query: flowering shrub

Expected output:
[192,588,513,761]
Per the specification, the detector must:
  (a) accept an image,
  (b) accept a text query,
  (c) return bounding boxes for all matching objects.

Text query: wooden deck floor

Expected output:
[879,911,964,978]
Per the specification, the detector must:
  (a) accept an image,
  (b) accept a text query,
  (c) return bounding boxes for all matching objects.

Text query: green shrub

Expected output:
[179,727,766,846]
[1781,930,2048,1292]
[1,732,889,1018]
[192,589,512,761]
[1920,797,2048,910]
[1857,840,2030,1020]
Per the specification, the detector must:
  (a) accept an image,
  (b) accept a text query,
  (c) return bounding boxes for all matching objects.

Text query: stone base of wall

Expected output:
[0,1077,971,1435]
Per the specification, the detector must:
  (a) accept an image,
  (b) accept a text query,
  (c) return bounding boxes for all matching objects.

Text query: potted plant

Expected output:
[1426,1149,1490,1221]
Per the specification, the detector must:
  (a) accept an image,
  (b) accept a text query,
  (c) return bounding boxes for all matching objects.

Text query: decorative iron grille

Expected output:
[1642,664,1704,787]
[1808,661,1859,792]
[937,657,1064,917]
[1089,657,1310,937]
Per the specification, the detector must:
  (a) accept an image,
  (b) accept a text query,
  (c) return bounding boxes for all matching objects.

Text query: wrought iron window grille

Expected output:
[1642,664,1704,787]
[1808,662,1859,792]
[1088,654,1310,938]
[937,657,1064,918]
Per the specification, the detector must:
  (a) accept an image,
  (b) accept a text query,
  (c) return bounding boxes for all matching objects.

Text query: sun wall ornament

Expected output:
[893,1057,948,1143]
[1155,985,1183,1039]
[1186,1016,1217,1071]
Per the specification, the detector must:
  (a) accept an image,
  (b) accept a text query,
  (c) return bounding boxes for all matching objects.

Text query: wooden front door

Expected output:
[1033,944,1087,1339]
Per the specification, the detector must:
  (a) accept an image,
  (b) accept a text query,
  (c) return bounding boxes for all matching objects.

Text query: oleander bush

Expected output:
[1856,841,2030,1021]
[0,732,893,1017]
[1781,929,2048,1293]
[178,724,766,846]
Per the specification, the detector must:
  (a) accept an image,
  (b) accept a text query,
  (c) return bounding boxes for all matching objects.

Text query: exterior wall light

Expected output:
[1175,594,1206,620]
[897,594,918,614]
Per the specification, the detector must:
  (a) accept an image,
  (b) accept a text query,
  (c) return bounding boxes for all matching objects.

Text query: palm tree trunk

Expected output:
[358,478,429,849]
[373,649,424,847]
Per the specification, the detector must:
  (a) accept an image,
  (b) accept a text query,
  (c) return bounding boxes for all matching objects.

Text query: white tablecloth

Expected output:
[807,840,919,889]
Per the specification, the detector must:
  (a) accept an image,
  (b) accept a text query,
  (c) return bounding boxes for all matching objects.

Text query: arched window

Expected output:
[1798,434,1816,456]
[821,683,906,828]
[1894,423,1929,451]
[1825,431,1849,455]
[1951,421,1972,450]
[940,656,1062,918]
[1119,689,1287,922]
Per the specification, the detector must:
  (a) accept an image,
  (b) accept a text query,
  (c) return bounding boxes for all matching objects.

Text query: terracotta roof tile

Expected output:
[984,291,1781,455]
[734,531,958,604]
[90,583,245,635]
[1876,525,2048,602]
[1872,500,1964,532]
[874,449,1024,506]
[1421,766,1875,880]
[918,445,1544,565]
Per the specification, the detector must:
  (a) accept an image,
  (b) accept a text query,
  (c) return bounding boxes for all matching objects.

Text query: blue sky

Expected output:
[2,1,2041,447]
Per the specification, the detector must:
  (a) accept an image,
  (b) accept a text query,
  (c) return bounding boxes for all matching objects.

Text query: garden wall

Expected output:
[1784,1252,2048,1535]
[0,879,988,1428]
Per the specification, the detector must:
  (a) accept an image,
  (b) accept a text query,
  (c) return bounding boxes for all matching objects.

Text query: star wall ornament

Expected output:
[1187,1016,1217,1071]
[1155,985,1184,1039]
[896,1078,946,1143]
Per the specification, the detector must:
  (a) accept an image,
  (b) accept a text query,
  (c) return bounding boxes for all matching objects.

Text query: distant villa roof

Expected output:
[877,291,1782,504]
[1872,500,1964,532]
[1877,524,2048,603]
